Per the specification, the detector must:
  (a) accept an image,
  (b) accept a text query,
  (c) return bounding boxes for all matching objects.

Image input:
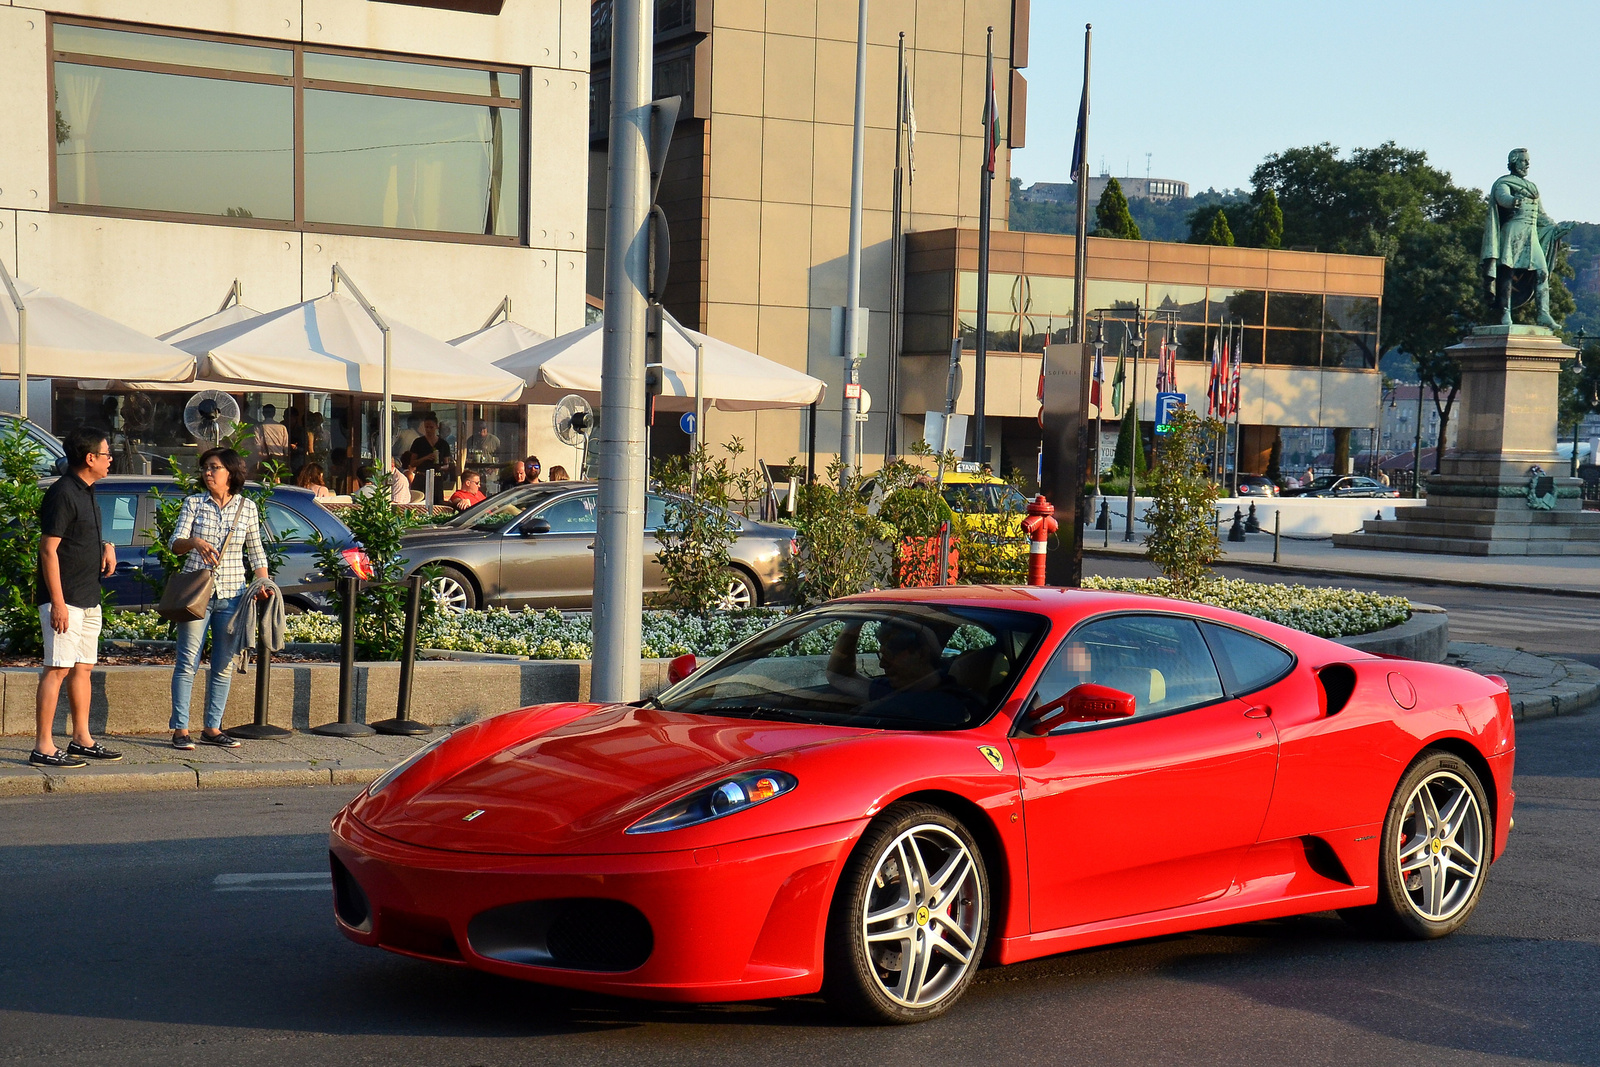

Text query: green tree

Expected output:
[1243,187,1283,248]
[310,492,438,660]
[782,459,892,607]
[0,423,47,653]
[651,443,740,613]
[1142,407,1223,595]
[1188,205,1235,246]
[1093,177,1142,240]
[1559,338,1600,461]
[1110,403,1148,479]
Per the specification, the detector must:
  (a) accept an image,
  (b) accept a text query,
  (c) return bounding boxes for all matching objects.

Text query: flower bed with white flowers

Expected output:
[103,578,1409,660]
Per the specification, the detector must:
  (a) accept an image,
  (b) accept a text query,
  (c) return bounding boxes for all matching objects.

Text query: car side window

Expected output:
[265,502,315,543]
[537,493,598,534]
[645,494,667,531]
[97,493,141,547]
[1032,614,1226,728]
[1199,623,1294,697]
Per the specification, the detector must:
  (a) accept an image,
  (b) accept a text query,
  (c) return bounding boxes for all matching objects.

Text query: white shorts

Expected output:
[39,604,102,668]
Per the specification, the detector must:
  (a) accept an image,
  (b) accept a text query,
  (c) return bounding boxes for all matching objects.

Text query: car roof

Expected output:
[942,472,1006,485]
[829,584,1330,650]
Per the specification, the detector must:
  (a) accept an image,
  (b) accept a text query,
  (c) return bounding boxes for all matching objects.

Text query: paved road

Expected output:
[3,706,1598,1067]
[1087,554,1600,665]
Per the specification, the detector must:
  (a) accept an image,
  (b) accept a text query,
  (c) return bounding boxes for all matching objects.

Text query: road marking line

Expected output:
[214,872,330,892]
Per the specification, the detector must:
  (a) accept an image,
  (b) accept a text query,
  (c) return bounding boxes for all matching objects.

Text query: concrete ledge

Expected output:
[3,657,675,737]
[41,764,199,794]
[1332,607,1449,663]
[196,761,326,790]
[0,766,48,797]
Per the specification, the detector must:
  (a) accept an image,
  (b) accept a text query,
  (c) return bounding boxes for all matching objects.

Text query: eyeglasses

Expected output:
[202,464,227,473]
[90,451,113,459]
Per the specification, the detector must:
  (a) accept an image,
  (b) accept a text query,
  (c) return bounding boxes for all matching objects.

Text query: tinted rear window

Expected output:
[1201,623,1294,696]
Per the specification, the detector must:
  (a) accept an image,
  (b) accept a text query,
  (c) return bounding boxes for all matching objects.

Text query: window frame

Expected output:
[47,15,528,246]
[1196,620,1297,700]
[1017,610,1232,737]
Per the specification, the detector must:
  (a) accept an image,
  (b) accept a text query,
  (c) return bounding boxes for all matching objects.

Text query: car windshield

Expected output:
[656,603,1048,731]
[941,483,1027,514]
[1306,476,1340,490]
[445,485,554,531]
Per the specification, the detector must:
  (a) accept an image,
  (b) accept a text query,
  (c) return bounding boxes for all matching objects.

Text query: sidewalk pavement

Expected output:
[1085,527,1600,595]
[2,643,1592,798]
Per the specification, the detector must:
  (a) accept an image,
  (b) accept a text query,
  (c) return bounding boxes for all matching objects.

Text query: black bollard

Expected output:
[372,574,431,736]
[1228,507,1247,542]
[1244,502,1260,533]
[230,590,291,739]
[313,575,375,737]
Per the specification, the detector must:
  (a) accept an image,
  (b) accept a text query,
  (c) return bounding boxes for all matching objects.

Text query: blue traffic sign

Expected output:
[679,411,697,435]
[1155,392,1186,434]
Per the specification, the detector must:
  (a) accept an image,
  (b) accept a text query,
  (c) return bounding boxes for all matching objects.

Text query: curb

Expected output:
[1508,657,1600,723]
[1083,546,1600,599]
[1333,607,1448,663]
[0,761,384,799]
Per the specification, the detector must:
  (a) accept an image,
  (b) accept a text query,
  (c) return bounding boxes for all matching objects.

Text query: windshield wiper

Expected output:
[688,703,832,725]
[629,695,664,709]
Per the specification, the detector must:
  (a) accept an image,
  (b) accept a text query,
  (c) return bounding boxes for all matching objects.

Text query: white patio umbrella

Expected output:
[0,261,196,418]
[79,292,265,393]
[449,317,552,361]
[472,311,826,412]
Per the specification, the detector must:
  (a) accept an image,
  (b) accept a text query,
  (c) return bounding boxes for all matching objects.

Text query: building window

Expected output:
[51,18,524,243]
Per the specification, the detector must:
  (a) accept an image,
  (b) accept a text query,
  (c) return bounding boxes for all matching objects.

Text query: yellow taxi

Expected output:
[938,463,1029,577]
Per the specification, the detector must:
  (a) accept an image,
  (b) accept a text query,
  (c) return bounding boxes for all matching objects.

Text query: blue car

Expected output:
[84,476,357,612]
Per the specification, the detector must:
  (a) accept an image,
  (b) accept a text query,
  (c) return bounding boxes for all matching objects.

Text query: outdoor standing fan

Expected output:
[182,389,240,449]
[553,394,596,477]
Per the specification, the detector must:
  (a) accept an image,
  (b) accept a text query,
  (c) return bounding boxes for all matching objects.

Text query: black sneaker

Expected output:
[67,741,123,762]
[199,732,241,748]
[30,749,88,769]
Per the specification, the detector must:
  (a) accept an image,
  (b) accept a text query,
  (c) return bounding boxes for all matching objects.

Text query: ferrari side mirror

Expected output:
[667,653,697,685]
[1021,683,1136,735]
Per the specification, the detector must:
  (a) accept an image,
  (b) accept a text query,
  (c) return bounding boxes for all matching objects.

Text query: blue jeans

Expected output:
[170,592,245,732]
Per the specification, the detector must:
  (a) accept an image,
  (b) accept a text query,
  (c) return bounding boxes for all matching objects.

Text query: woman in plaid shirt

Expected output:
[168,447,269,749]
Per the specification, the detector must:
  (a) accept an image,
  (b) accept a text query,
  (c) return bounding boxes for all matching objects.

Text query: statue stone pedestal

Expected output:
[1335,326,1600,555]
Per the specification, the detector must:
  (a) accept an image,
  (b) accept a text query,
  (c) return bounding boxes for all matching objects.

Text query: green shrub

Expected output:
[1142,406,1222,594]
[652,443,739,614]
[783,458,892,607]
[311,488,437,659]
[0,422,46,653]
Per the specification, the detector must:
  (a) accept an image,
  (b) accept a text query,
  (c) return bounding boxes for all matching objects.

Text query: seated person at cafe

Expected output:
[449,470,487,511]
[358,461,411,503]
[405,413,454,501]
[547,465,569,481]
[497,460,527,493]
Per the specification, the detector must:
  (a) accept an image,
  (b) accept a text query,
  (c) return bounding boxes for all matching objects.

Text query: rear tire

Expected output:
[1345,751,1490,940]
[428,565,476,614]
[823,803,989,1024]
[715,567,759,611]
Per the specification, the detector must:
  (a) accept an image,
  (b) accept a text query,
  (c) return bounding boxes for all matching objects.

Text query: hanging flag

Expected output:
[984,64,1000,174]
[1154,337,1169,394]
[1229,325,1243,418]
[1206,332,1222,417]
[1069,61,1089,179]
[1090,343,1104,408]
[1110,336,1126,413]
[904,63,917,184]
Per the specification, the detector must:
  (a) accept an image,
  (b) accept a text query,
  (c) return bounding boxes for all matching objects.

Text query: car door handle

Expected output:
[1243,704,1272,719]
[587,543,595,550]
[114,562,142,574]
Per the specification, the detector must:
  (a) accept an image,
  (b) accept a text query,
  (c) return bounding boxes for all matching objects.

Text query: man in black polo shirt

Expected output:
[32,426,121,768]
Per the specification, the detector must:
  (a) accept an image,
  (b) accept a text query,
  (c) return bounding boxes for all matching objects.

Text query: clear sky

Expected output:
[1011,0,1600,222]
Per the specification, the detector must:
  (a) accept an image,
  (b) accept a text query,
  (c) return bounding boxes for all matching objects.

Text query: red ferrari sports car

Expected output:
[329,586,1514,1024]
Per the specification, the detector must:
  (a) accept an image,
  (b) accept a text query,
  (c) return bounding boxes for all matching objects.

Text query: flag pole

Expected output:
[1231,318,1243,496]
[1123,314,1138,543]
[974,25,995,468]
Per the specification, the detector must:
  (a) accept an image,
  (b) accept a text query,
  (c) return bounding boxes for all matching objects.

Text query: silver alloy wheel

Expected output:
[429,574,470,615]
[860,823,984,1010]
[715,572,754,611]
[1395,769,1484,922]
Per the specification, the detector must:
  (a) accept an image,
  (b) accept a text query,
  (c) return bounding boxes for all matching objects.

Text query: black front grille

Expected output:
[468,898,653,972]
[330,852,371,932]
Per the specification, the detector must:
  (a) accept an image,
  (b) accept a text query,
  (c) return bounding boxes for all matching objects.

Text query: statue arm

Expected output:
[1491,180,1520,209]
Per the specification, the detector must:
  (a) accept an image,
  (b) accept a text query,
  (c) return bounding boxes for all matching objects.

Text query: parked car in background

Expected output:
[1228,474,1280,498]
[75,476,357,611]
[399,481,794,611]
[1280,475,1400,499]
[0,412,66,477]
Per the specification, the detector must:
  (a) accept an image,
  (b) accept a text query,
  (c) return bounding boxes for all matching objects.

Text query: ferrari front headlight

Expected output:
[627,770,797,834]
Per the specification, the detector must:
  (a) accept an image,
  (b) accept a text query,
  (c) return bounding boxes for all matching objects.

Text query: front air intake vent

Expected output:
[330,852,371,933]
[468,899,653,972]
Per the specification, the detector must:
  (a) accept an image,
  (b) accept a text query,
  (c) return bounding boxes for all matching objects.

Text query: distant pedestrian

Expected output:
[547,465,569,481]
[32,426,122,768]
[294,461,333,498]
[168,447,269,750]
[523,455,542,483]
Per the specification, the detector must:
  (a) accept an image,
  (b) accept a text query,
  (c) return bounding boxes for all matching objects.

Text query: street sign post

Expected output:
[1155,391,1185,434]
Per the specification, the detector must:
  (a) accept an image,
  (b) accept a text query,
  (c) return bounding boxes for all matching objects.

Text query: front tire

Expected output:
[1351,752,1491,939]
[824,803,989,1024]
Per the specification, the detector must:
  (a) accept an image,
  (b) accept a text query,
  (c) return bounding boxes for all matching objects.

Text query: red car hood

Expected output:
[359,704,863,854]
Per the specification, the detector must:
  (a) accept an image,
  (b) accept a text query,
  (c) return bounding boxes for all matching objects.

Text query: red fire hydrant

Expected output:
[1020,495,1057,587]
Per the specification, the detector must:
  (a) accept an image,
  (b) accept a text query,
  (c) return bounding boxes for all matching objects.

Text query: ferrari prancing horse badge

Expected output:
[978,746,1004,770]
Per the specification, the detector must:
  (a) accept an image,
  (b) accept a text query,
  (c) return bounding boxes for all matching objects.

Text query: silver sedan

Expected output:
[399,482,794,612]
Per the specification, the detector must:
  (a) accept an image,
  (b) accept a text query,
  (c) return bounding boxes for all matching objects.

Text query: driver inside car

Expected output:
[826,619,975,725]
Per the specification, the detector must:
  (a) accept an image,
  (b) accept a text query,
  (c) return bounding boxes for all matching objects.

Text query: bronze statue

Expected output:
[1481,148,1569,328]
